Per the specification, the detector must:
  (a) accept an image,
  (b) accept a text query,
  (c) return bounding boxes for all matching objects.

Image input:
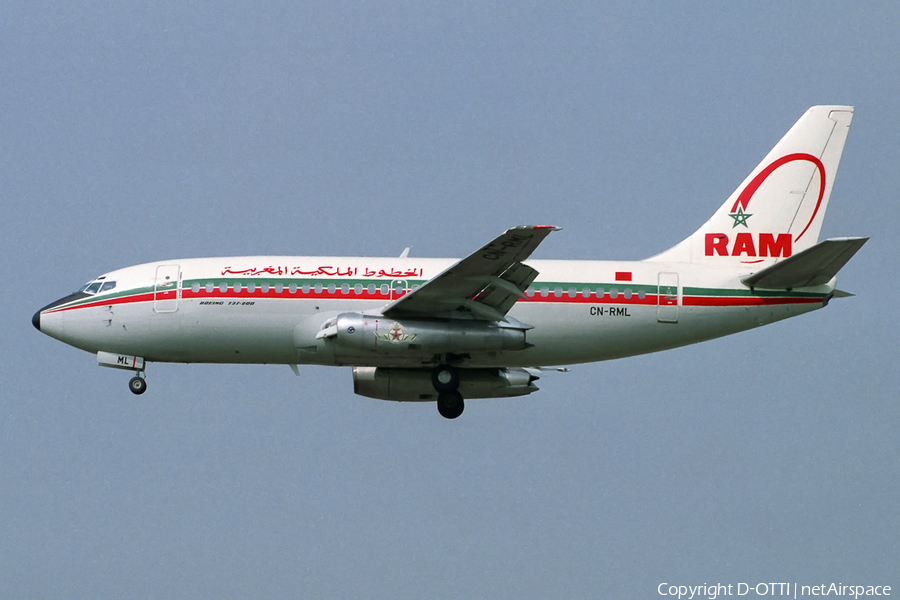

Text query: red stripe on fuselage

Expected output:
[683,296,822,307]
[44,287,823,314]
[522,294,658,305]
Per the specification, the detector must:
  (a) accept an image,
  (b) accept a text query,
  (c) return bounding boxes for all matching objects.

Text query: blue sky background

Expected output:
[2,3,898,597]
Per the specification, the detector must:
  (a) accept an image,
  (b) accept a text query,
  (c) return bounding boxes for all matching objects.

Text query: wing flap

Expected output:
[473,263,540,317]
[383,225,559,320]
[741,237,868,289]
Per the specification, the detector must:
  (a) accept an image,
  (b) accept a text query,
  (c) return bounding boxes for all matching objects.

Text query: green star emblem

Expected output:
[729,206,752,228]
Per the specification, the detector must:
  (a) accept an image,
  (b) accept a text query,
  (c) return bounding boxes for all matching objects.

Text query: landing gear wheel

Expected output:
[437,391,464,419]
[129,376,147,395]
[431,364,460,393]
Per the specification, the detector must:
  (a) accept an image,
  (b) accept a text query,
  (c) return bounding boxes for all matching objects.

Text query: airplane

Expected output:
[33,105,867,419]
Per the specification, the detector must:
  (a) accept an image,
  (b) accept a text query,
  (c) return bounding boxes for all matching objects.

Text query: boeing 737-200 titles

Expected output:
[33,106,867,418]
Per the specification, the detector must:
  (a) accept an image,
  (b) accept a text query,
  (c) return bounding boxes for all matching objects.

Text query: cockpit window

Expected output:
[80,278,116,295]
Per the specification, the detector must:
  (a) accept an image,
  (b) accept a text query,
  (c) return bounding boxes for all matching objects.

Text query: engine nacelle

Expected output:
[352,366,539,402]
[318,313,527,357]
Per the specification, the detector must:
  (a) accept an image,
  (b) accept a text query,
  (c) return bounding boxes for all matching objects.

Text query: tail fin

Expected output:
[649,106,854,266]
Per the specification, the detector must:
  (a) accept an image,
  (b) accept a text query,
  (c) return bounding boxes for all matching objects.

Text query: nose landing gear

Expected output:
[128,374,147,395]
[433,364,464,419]
[97,352,148,395]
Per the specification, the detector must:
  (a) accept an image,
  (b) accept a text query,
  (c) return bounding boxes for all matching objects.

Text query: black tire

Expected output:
[437,391,464,419]
[129,376,147,395]
[431,364,460,392]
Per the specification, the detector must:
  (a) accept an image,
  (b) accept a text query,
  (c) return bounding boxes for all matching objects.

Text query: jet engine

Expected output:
[352,366,539,402]
[317,312,527,358]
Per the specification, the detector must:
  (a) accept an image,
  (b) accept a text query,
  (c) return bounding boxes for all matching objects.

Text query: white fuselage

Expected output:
[38,255,831,369]
[31,106,860,417]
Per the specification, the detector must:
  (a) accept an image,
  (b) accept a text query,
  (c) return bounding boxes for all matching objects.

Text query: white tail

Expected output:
[650,106,854,266]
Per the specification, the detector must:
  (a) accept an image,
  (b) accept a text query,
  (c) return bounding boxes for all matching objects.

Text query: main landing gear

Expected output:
[128,374,147,395]
[432,364,464,419]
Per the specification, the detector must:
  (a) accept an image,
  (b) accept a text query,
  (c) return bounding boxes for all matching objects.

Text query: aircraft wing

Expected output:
[382,225,560,321]
[741,237,868,289]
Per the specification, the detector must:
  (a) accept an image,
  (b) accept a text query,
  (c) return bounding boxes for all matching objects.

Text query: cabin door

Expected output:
[154,264,181,313]
[657,272,679,323]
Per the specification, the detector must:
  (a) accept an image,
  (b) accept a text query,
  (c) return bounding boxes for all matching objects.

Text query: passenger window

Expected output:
[368,284,376,295]
[206,283,214,293]
[380,284,390,295]
[638,290,646,300]
[568,287,576,298]
[526,287,535,297]
[596,287,605,298]
[314,284,323,294]
[341,284,350,294]
[540,287,549,297]
[234,283,243,293]
[191,282,200,294]
[219,283,228,293]
[327,284,335,294]
[275,283,283,293]
[624,288,632,299]
[354,284,363,295]
[302,284,310,294]
[582,288,591,298]
[289,283,297,294]
[247,283,256,293]
[610,287,618,299]
[261,283,269,293]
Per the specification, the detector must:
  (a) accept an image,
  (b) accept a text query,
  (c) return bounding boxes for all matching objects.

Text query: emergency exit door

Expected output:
[390,279,408,301]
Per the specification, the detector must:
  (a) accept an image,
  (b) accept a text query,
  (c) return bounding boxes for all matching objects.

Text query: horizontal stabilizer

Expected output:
[741,237,868,289]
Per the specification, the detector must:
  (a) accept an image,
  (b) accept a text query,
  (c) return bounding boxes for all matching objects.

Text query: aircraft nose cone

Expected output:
[32,309,41,331]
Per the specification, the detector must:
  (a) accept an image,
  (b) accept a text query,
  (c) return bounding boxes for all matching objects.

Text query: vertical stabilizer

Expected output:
[648,106,853,266]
